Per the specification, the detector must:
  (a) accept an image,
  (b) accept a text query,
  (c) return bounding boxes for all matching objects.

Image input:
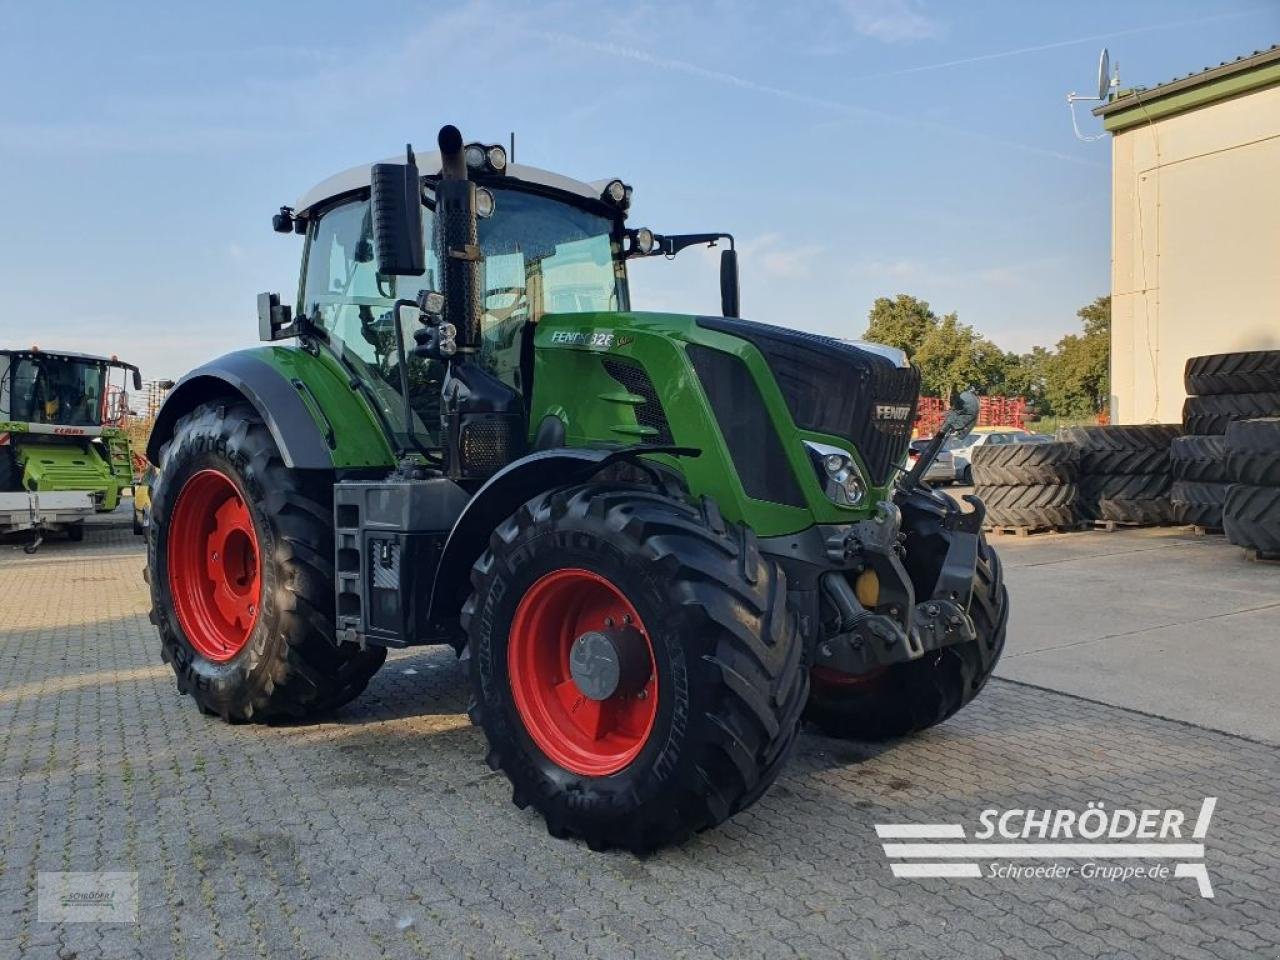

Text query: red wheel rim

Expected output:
[508,568,658,777]
[167,469,262,663]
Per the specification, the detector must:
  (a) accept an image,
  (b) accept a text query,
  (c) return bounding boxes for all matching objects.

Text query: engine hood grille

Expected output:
[696,317,920,485]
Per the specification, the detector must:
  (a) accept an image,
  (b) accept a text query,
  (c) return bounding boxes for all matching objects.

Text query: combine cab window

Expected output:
[302,199,442,446]
[6,356,107,427]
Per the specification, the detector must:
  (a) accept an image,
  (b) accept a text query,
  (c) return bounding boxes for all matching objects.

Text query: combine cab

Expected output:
[1,348,142,548]
[146,126,1008,852]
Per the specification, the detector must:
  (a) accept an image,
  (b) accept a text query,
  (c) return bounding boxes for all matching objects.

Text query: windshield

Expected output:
[3,355,109,427]
[473,187,626,392]
[300,185,627,450]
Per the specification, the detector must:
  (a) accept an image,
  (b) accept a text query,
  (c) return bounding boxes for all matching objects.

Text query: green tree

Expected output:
[912,312,1009,398]
[861,291,1110,414]
[1041,296,1110,418]
[863,294,937,357]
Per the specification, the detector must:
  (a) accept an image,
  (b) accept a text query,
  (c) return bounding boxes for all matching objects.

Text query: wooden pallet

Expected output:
[1244,548,1280,565]
[1088,519,1168,532]
[986,523,1083,538]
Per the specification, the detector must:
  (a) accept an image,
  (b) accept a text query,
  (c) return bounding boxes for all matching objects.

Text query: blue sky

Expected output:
[2,0,1276,381]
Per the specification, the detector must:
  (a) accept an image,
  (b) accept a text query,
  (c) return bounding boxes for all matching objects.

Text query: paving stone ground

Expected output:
[1,528,1277,960]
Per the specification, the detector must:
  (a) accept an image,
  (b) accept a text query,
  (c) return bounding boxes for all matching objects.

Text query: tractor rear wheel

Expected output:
[148,401,385,722]
[805,520,1008,741]
[463,484,807,853]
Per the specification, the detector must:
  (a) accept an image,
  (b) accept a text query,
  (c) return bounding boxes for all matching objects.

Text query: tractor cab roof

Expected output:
[294,149,623,219]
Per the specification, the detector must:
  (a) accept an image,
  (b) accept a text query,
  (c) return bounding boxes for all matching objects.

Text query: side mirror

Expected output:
[720,248,740,318]
[370,145,425,277]
[132,369,143,392]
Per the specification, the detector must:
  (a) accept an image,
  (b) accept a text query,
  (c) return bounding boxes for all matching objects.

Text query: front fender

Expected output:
[146,348,395,470]
[428,445,694,622]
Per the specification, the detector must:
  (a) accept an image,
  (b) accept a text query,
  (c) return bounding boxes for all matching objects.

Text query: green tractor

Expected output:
[1,348,142,544]
[147,125,1007,851]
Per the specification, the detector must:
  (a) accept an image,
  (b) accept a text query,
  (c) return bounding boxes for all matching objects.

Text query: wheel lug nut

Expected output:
[604,617,614,627]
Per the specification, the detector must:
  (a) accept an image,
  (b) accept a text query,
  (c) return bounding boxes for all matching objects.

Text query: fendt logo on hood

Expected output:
[873,402,913,423]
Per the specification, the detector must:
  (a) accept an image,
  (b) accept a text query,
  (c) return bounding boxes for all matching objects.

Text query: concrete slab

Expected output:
[990,525,1280,744]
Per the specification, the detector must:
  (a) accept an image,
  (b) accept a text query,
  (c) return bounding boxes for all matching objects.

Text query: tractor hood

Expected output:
[695,316,920,485]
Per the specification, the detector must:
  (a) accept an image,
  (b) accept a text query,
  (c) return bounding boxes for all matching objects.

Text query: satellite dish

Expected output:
[1097,48,1111,100]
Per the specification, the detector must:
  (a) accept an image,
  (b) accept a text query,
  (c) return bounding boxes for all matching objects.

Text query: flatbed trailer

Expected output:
[0,489,95,552]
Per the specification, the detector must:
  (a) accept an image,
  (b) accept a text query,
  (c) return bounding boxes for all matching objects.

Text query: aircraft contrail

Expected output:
[851,7,1271,81]
[538,31,1102,168]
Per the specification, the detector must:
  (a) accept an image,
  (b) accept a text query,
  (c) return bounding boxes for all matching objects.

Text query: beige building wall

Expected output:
[1110,82,1280,425]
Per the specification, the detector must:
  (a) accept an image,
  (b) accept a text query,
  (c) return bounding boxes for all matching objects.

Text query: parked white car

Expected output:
[906,438,958,484]
[949,428,1051,484]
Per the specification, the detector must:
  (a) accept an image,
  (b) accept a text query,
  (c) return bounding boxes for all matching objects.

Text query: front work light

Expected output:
[486,144,508,171]
[602,179,628,205]
[804,441,867,508]
[464,144,487,169]
[475,187,496,219]
[629,227,655,256]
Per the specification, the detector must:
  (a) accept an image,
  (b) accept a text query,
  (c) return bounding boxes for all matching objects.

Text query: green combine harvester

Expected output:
[147,125,1008,852]
[1,348,142,549]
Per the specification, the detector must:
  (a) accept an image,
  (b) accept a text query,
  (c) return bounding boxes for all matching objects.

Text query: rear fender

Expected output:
[146,349,394,470]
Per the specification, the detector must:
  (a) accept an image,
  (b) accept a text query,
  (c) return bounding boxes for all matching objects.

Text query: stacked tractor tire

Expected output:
[1057,424,1182,526]
[1182,350,1280,557]
[970,441,1081,531]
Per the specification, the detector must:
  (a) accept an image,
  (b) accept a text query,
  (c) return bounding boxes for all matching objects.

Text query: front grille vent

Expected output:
[602,359,673,444]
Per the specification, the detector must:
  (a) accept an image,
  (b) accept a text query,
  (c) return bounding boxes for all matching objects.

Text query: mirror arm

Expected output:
[653,232,735,257]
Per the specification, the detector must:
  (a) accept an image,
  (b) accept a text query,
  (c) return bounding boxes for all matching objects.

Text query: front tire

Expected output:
[148,401,385,722]
[464,484,807,853]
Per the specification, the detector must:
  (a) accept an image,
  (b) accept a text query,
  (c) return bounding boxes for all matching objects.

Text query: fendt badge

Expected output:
[874,403,913,422]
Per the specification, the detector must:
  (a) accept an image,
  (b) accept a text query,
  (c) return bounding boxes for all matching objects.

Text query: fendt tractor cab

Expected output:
[147,126,1007,852]
[0,348,142,546]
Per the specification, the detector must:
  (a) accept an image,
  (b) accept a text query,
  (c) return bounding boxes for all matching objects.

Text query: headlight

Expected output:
[474,187,495,219]
[602,179,628,205]
[486,144,508,171]
[631,226,655,255]
[464,144,487,169]
[420,290,445,315]
[804,441,867,508]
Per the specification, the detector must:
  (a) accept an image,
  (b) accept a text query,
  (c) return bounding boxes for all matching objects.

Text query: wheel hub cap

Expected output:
[569,626,651,701]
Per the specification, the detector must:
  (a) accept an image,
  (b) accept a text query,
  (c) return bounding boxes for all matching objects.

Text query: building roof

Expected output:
[293,149,622,218]
[1094,45,1280,132]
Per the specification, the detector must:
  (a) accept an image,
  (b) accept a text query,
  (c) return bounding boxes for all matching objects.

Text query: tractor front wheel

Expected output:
[148,401,385,722]
[464,485,807,853]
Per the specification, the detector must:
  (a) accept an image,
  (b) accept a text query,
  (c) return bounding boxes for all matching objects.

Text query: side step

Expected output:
[333,478,469,649]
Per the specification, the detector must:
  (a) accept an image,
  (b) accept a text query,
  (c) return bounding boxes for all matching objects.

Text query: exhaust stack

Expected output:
[435,124,482,351]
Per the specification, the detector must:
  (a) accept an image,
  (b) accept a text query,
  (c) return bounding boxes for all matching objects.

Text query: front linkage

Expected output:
[812,491,985,678]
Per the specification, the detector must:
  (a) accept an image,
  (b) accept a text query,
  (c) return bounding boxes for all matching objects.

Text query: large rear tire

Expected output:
[805,517,1009,742]
[464,484,806,853]
[148,401,385,722]
[1185,350,1280,396]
